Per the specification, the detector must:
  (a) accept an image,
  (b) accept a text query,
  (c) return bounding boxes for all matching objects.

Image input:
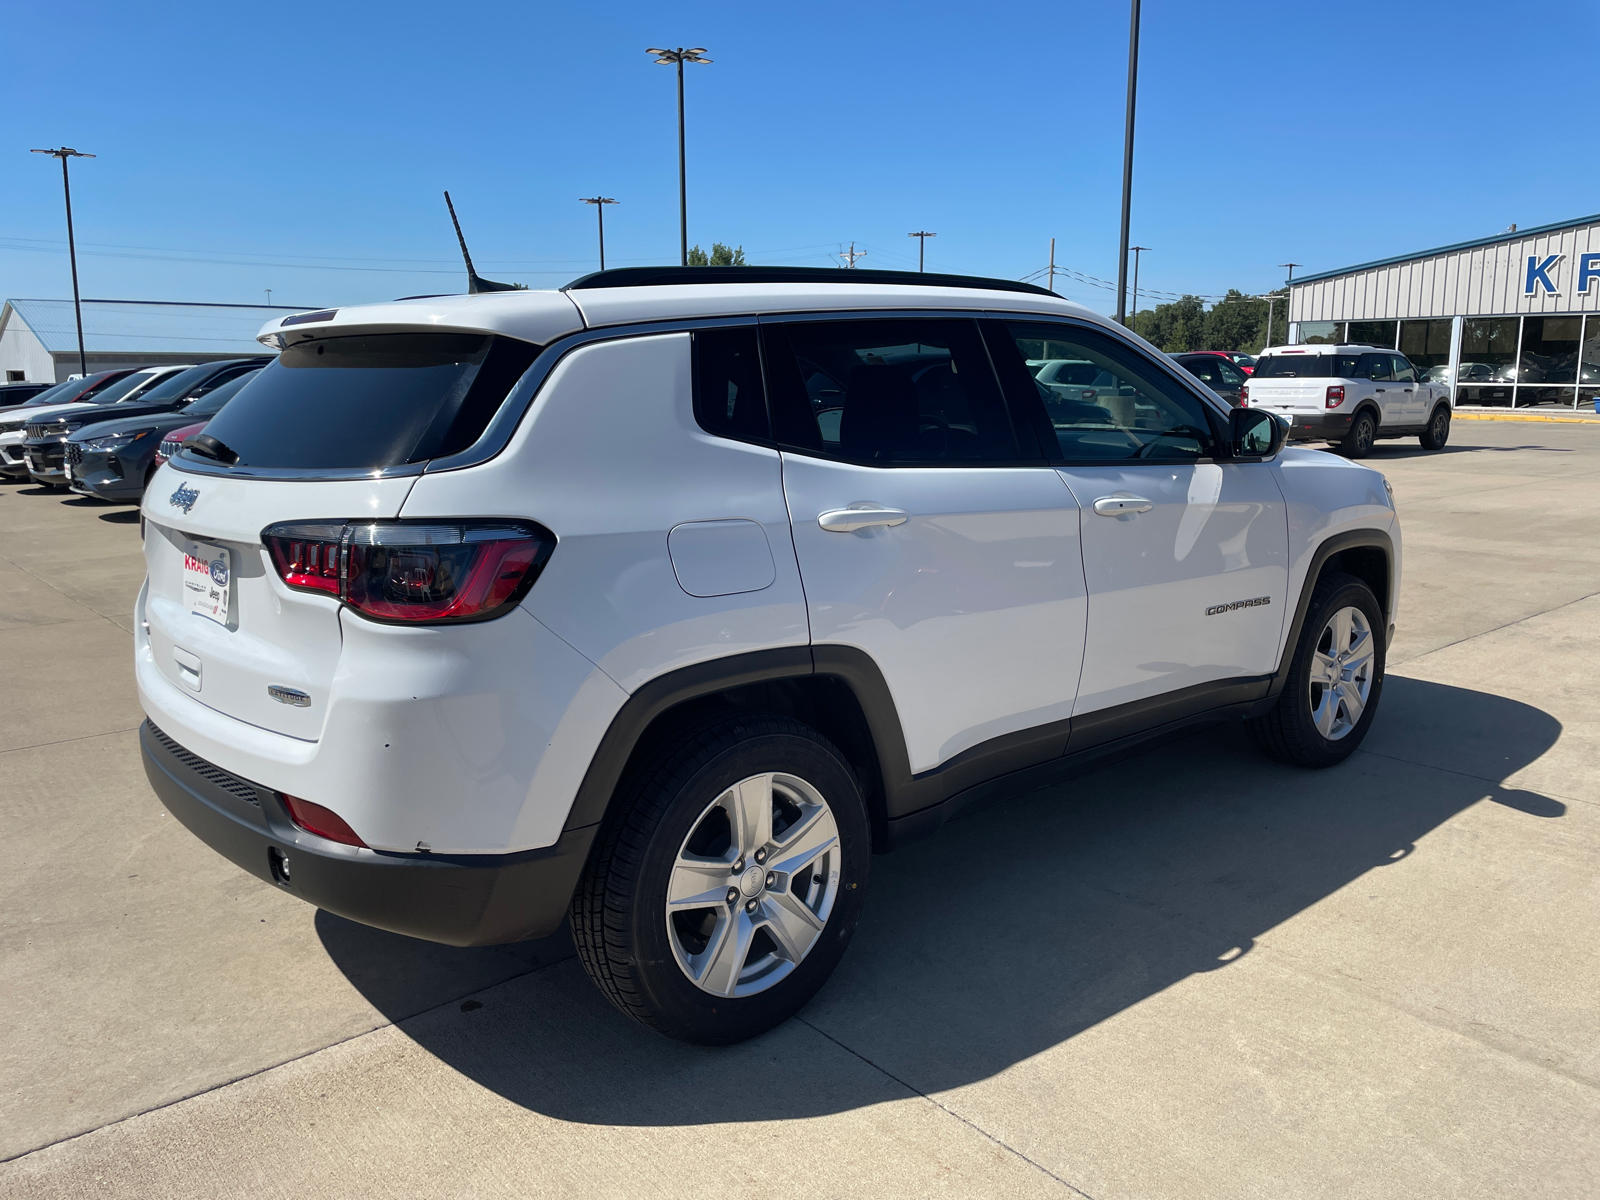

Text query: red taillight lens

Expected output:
[262,520,554,623]
[1239,384,1249,406]
[281,794,367,847]
[263,523,345,596]
[1326,385,1345,409]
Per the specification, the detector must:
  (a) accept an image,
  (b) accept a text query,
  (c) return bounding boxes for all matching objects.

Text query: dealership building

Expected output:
[0,298,312,384]
[1286,212,1600,408]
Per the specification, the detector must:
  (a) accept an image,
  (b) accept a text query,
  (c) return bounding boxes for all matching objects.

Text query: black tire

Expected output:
[1419,404,1451,450]
[1339,411,1377,458]
[571,713,870,1044]
[1248,572,1385,768]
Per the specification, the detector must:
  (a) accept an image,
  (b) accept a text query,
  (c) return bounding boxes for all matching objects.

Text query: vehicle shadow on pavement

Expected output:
[318,675,1563,1124]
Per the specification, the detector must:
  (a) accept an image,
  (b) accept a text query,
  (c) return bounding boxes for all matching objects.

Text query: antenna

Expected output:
[443,191,519,294]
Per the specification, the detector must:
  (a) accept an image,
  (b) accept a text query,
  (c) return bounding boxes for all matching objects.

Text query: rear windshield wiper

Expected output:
[187,434,239,465]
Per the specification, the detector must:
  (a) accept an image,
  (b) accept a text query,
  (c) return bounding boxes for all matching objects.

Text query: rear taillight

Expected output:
[261,520,554,623]
[1326,385,1345,409]
[281,794,367,847]
[1239,384,1249,406]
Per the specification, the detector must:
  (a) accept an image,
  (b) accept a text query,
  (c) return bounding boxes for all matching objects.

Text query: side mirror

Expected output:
[1229,406,1285,458]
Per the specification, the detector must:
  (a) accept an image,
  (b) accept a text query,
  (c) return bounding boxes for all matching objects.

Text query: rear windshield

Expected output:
[181,370,256,418]
[134,363,234,407]
[193,333,541,470]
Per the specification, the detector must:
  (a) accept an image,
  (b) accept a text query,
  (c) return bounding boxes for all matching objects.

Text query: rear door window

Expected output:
[1357,353,1393,381]
[193,333,540,470]
[763,318,1021,466]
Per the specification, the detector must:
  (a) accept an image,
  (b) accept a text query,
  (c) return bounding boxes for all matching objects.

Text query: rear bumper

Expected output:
[140,719,595,946]
[1281,410,1355,441]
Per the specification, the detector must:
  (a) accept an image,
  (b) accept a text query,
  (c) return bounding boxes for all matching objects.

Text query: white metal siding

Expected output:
[1290,220,1600,322]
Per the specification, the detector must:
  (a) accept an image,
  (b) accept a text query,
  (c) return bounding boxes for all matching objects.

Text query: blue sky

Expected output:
[4,0,1597,316]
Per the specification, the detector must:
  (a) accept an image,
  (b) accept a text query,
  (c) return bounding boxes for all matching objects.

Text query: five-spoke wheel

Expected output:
[572,714,869,1044]
[666,772,842,997]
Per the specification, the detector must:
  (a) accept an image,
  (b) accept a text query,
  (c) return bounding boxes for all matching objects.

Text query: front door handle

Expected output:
[818,505,909,533]
[1092,496,1153,517]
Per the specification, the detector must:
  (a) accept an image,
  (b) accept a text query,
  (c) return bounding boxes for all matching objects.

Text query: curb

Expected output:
[1452,411,1600,424]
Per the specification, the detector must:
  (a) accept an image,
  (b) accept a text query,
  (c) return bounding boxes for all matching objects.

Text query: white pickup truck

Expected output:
[1241,344,1452,457]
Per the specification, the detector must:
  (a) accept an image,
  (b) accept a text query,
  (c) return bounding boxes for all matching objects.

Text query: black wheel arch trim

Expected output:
[1265,528,1394,701]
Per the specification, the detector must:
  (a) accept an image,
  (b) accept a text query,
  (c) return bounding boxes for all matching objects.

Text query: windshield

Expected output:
[20,382,76,407]
[193,333,540,469]
[122,363,221,407]
[181,371,256,418]
[91,371,168,405]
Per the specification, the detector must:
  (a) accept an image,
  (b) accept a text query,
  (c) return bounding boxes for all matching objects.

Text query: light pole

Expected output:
[1277,262,1300,344]
[580,196,619,270]
[1130,246,1150,331]
[31,146,95,378]
[1114,0,1141,325]
[647,46,712,267]
[908,230,936,272]
[264,289,273,306]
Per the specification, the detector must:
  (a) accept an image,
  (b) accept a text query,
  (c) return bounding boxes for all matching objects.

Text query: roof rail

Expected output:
[563,265,1058,298]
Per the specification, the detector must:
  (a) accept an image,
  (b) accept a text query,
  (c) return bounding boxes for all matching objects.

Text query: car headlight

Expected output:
[81,429,152,452]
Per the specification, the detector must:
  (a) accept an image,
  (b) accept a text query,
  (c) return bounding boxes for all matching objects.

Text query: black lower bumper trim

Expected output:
[1283,411,1355,440]
[140,721,594,946]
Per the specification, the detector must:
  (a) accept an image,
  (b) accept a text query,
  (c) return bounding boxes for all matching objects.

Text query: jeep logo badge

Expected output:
[169,483,200,514]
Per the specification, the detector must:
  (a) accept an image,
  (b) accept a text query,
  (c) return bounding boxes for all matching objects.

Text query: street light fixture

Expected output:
[30,146,95,378]
[1114,0,1141,325]
[580,196,619,270]
[646,46,712,267]
[908,230,936,273]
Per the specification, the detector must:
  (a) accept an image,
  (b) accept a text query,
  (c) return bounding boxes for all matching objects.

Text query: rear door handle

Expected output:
[818,505,909,532]
[1375,387,1386,392]
[1092,496,1153,517]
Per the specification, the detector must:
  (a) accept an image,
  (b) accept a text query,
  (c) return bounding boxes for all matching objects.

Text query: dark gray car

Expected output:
[67,371,260,502]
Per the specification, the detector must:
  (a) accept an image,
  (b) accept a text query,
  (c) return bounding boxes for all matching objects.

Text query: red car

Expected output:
[154,420,208,470]
[1184,350,1257,376]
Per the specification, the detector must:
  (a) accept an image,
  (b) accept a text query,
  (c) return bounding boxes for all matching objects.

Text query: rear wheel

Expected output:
[1419,404,1451,450]
[571,714,870,1044]
[1339,411,1377,458]
[1248,572,1385,768]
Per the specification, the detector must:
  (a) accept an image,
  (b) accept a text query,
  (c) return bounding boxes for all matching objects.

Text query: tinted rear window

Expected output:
[1252,354,1331,378]
[194,333,540,470]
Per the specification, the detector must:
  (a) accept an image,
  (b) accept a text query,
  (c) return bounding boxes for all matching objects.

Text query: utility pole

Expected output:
[907,230,936,272]
[580,196,619,270]
[1047,237,1057,294]
[30,146,95,378]
[1130,246,1150,331]
[1277,263,1300,345]
[839,242,867,269]
[1263,294,1278,351]
[1114,0,1141,325]
[647,46,712,267]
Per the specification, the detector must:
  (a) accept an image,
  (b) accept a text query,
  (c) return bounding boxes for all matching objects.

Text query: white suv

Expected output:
[1242,344,1453,457]
[137,268,1400,1043]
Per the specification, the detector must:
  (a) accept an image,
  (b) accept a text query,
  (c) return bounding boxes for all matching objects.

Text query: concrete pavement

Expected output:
[2,422,1597,1198]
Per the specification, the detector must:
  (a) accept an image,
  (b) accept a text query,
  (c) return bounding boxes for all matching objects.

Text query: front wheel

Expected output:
[571,714,870,1044]
[1419,404,1451,450]
[1339,411,1377,458]
[1248,572,1385,767]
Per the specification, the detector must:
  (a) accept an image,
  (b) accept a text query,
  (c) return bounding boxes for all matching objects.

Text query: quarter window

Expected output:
[996,322,1217,462]
[763,318,1019,466]
[692,327,770,442]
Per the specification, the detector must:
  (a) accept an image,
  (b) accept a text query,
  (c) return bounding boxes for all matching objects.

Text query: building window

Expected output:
[1457,317,1519,406]
[5,371,24,382]
[1511,315,1581,407]
[1399,319,1452,380]
[1347,320,1398,349]
[1297,321,1346,344]
[1581,317,1600,412]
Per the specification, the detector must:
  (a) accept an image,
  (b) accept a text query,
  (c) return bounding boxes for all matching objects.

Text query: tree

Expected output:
[1129,288,1288,354]
[687,242,746,266]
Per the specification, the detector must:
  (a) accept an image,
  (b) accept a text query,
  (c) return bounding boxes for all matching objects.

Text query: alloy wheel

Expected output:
[1308,605,1375,741]
[665,772,841,998]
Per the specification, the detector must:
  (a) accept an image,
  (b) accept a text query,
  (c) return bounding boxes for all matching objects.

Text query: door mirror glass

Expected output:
[1230,406,1282,457]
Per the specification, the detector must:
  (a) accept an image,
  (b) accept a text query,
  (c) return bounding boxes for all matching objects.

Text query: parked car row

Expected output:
[0,359,265,501]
